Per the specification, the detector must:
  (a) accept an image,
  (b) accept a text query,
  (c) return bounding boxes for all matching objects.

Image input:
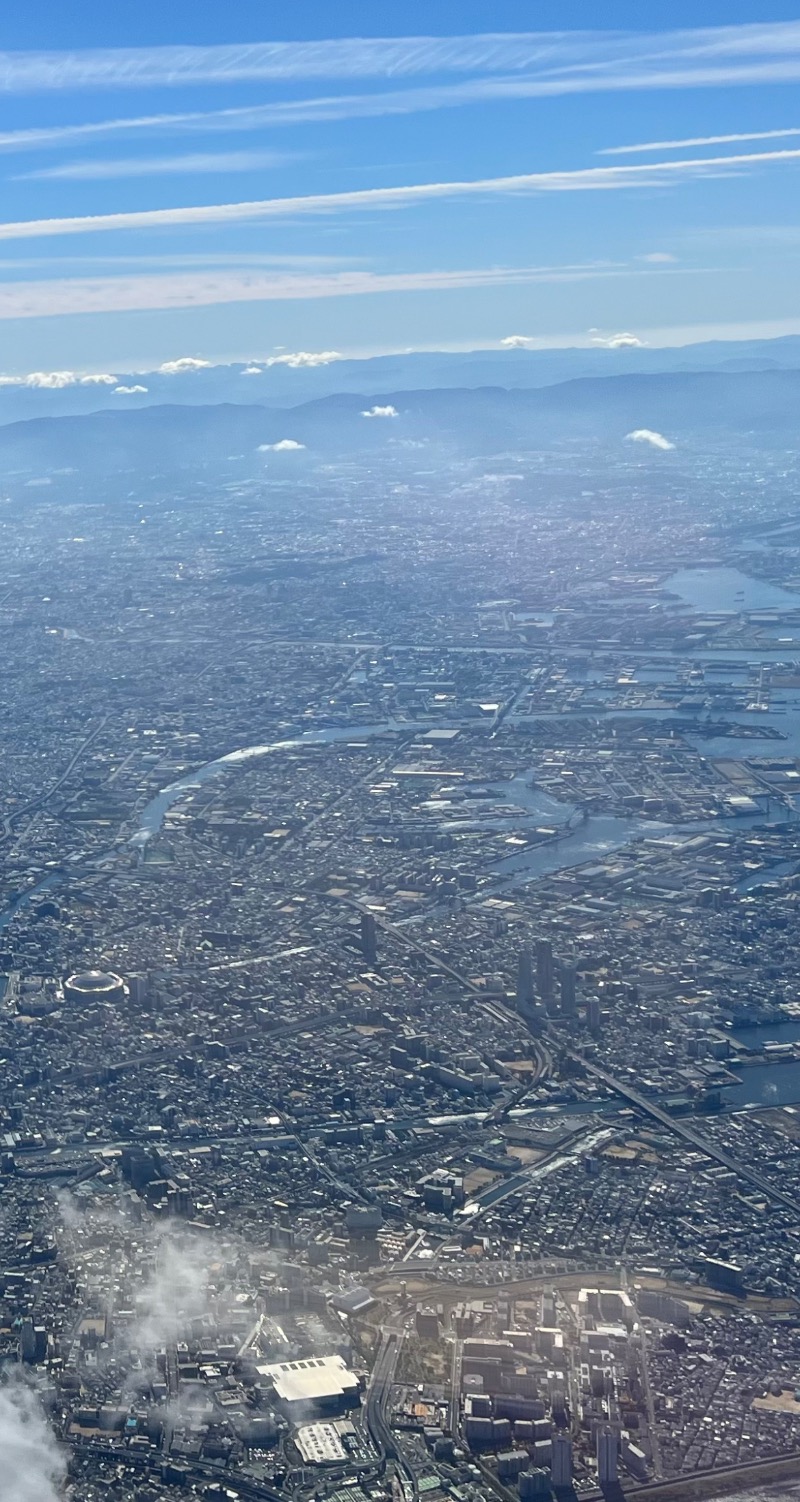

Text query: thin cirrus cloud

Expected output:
[13,150,297,181]
[0,148,797,243]
[5,78,800,162]
[0,263,683,321]
[600,126,800,155]
[0,26,800,152]
[0,24,799,92]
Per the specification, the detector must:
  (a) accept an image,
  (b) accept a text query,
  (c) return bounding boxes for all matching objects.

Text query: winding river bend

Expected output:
[2,717,779,937]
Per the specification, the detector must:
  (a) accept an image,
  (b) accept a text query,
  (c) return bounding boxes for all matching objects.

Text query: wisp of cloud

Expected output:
[0,1377,66,1502]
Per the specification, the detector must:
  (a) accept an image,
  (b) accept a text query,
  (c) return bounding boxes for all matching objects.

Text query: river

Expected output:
[0,719,748,932]
[4,566,800,932]
[665,566,800,614]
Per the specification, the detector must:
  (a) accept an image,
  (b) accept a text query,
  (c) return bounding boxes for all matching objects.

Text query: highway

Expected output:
[448,1334,463,1437]
[2,714,109,838]
[576,1053,800,1219]
[365,1331,401,1463]
[364,1330,419,1501]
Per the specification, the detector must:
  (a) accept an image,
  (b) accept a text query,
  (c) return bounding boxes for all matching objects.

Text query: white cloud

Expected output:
[157,356,212,373]
[626,428,675,450]
[15,150,295,181]
[115,383,148,393]
[264,349,342,367]
[601,126,800,155]
[1,29,800,155]
[0,369,115,387]
[0,34,577,91]
[1,25,800,96]
[0,1378,65,1502]
[0,262,684,321]
[129,1232,213,1356]
[241,364,263,375]
[639,252,677,263]
[362,404,399,418]
[258,438,306,450]
[591,331,647,348]
[501,334,535,348]
[2,147,798,243]
[0,72,794,159]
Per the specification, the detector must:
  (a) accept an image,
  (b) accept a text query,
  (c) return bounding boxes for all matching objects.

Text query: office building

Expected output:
[597,1428,618,1485]
[516,948,534,1010]
[551,1432,572,1488]
[360,912,378,966]
[536,939,554,1006]
[559,963,576,1017]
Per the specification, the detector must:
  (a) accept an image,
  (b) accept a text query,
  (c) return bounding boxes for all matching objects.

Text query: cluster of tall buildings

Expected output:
[516,940,576,1020]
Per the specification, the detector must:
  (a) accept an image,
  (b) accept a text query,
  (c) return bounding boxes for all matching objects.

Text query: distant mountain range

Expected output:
[2,368,799,486]
[3,333,800,423]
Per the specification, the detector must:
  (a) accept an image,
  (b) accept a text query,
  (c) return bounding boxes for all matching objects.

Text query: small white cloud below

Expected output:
[626,428,675,451]
[157,356,212,374]
[591,330,647,349]
[257,438,306,451]
[25,477,52,486]
[500,334,535,348]
[639,252,677,263]
[115,384,148,394]
[241,365,263,375]
[264,350,341,368]
[362,404,399,418]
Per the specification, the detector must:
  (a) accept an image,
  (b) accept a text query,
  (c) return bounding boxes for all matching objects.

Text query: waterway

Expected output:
[0,722,411,932]
[0,724,790,934]
[5,567,800,936]
[723,1062,800,1110]
[732,1021,800,1048]
[0,717,729,934]
[665,566,800,614]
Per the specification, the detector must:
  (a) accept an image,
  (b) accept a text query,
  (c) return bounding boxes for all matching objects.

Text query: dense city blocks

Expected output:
[2,414,800,1502]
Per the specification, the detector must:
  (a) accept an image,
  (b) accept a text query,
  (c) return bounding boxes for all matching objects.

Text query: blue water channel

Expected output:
[665,565,800,614]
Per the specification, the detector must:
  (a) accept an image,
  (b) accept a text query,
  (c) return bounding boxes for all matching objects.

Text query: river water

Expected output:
[665,566,800,614]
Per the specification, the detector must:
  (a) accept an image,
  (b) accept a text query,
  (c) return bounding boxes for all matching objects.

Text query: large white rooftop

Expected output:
[256,1354,360,1409]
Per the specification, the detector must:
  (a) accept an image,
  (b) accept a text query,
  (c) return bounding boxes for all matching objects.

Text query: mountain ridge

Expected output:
[3,332,800,422]
[2,368,799,484]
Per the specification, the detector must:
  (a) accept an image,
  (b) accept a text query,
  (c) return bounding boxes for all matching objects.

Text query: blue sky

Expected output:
[1,1,800,373]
